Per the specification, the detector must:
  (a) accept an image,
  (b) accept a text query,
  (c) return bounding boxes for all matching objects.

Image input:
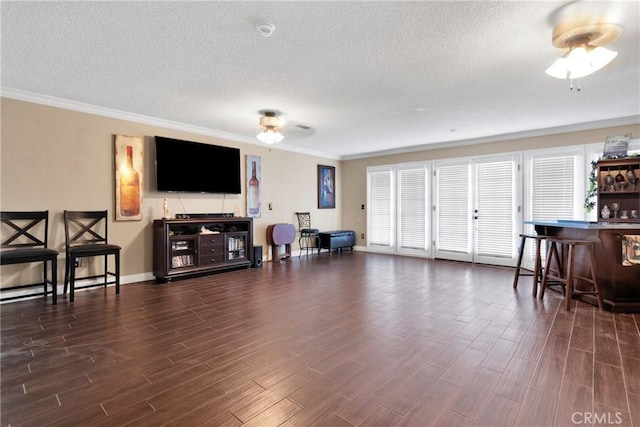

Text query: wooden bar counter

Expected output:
[527,220,640,313]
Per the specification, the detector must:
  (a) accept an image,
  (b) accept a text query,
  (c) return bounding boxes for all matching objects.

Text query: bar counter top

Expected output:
[526,220,640,313]
[526,220,640,230]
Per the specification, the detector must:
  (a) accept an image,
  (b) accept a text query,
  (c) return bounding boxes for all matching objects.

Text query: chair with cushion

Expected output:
[63,210,121,302]
[1,211,58,304]
[295,212,319,256]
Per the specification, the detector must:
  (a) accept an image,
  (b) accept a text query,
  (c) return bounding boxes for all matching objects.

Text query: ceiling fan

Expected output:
[255,110,315,144]
[545,2,623,90]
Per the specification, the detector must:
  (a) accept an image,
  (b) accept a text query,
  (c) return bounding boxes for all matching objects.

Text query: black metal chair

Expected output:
[63,210,121,302]
[295,212,319,256]
[1,211,58,304]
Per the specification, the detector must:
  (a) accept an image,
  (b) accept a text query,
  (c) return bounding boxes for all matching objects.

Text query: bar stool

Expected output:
[539,237,604,311]
[295,212,319,257]
[512,233,550,297]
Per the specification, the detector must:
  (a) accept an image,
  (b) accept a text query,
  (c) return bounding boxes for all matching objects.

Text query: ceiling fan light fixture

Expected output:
[586,45,618,71]
[256,111,284,144]
[545,44,618,79]
[256,129,284,144]
[545,21,621,87]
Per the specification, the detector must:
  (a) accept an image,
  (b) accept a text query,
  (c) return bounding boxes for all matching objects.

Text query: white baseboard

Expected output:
[0,250,379,304]
[0,272,156,304]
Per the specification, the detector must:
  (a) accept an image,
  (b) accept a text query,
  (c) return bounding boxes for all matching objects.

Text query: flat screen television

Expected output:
[155,136,241,194]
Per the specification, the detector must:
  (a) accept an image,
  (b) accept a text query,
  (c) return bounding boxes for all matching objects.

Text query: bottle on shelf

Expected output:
[248,161,260,215]
[627,167,638,190]
[119,145,141,216]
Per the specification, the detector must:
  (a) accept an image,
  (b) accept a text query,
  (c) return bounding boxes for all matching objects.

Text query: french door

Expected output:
[434,154,519,266]
[366,163,431,257]
[397,163,430,256]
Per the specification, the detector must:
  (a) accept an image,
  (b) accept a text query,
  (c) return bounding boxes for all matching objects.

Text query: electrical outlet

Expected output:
[360,233,365,239]
[75,258,87,268]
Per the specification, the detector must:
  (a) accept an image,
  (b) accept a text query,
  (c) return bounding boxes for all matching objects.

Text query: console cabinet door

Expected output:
[169,236,197,271]
[226,232,248,263]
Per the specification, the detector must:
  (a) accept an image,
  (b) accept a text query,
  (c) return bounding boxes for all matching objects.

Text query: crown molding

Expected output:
[1,87,341,161]
[4,87,635,162]
[343,115,640,160]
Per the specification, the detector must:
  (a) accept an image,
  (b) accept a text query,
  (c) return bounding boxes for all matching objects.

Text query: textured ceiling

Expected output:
[2,1,639,159]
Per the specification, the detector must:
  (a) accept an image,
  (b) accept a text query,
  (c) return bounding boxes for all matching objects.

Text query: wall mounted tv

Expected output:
[155,136,241,194]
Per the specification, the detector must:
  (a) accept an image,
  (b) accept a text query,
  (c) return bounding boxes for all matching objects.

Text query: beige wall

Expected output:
[2,96,638,290]
[341,124,640,245]
[1,98,341,287]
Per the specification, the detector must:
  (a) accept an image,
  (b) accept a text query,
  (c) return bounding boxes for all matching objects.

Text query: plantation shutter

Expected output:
[436,162,471,255]
[524,151,581,268]
[398,165,427,250]
[531,156,576,221]
[475,158,516,259]
[367,167,393,248]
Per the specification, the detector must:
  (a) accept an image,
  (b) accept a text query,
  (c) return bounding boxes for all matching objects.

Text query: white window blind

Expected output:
[531,156,576,221]
[437,163,470,253]
[475,159,515,258]
[367,167,393,247]
[398,166,426,250]
[523,151,582,268]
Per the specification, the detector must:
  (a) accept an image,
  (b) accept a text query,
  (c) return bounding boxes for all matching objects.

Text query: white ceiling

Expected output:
[2,1,639,160]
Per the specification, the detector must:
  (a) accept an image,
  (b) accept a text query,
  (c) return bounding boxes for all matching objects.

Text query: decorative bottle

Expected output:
[248,161,260,215]
[119,145,140,216]
[601,203,610,219]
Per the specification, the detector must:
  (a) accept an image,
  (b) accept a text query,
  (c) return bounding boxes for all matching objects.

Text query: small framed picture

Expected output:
[603,133,631,158]
[317,165,335,209]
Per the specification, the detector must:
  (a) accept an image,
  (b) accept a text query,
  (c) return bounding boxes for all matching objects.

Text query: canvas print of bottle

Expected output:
[115,134,143,221]
[246,155,261,218]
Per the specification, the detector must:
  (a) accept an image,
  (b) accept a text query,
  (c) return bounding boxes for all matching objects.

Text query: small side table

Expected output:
[266,223,296,262]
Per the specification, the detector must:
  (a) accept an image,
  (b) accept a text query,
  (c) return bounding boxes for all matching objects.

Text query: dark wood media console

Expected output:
[153,217,253,283]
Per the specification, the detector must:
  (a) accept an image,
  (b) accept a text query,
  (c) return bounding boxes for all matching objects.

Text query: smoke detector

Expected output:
[256,23,275,38]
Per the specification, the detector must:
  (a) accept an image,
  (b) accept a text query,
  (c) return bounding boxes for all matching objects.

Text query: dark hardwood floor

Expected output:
[1,252,639,426]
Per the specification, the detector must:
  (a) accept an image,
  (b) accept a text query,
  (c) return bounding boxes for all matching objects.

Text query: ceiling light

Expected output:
[545,22,621,89]
[545,36,618,80]
[256,111,284,144]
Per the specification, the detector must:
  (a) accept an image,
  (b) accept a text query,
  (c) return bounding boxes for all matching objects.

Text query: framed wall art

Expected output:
[603,133,631,158]
[246,155,261,218]
[318,164,335,209]
[114,134,143,221]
